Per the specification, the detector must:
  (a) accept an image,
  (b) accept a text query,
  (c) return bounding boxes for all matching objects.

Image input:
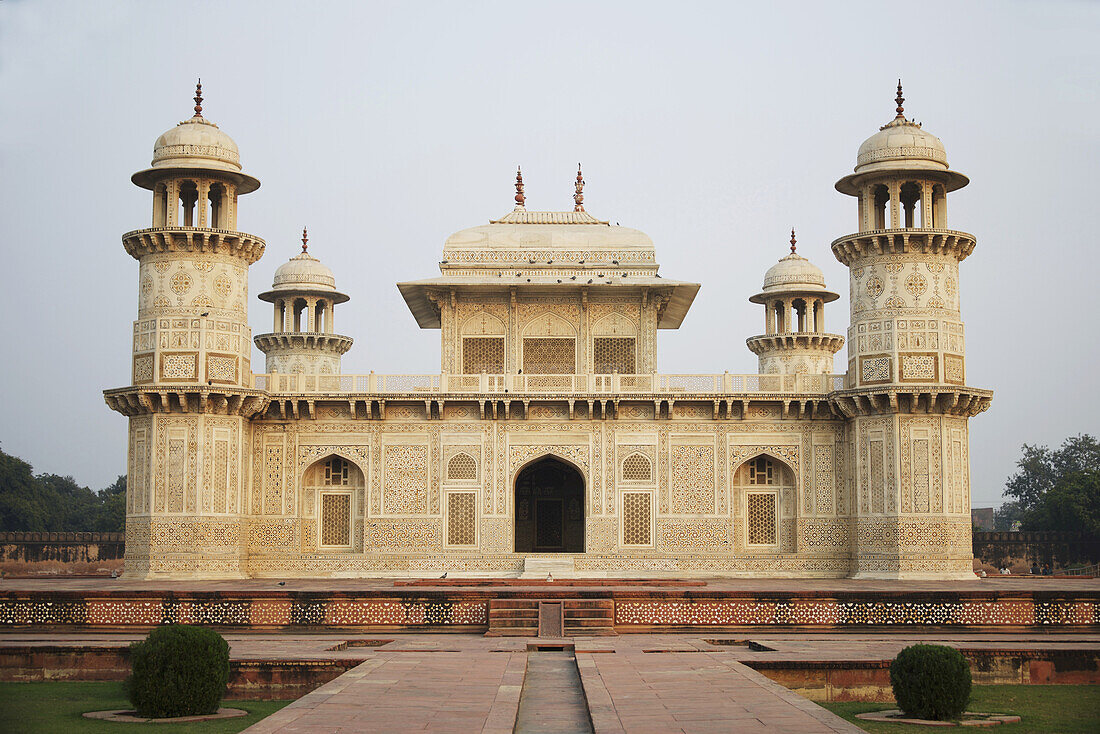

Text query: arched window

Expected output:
[323,456,350,485]
[179,180,198,226]
[208,182,226,229]
[447,453,477,481]
[622,453,652,482]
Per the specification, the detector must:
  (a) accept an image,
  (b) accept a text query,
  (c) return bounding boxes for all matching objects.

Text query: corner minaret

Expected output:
[746,229,843,375]
[830,83,992,579]
[105,82,267,579]
[255,228,353,374]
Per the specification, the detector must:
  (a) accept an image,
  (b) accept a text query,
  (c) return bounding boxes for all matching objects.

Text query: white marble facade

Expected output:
[106,84,991,580]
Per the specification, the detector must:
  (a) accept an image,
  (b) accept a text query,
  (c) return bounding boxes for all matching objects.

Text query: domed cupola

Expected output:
[131,80,260,196]
[746,230,844,376]
[255,229,353,375]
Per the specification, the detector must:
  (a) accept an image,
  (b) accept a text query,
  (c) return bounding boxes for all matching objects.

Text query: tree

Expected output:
[0,446,127,532]
[1003,435,1100,538]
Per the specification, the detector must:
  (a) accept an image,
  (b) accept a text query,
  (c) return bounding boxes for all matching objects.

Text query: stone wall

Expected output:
[0,533,125,565]
[973,531,1100,569]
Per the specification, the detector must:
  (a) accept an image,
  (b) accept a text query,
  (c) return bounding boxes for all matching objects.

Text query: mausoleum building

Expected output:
[105,83,992,580]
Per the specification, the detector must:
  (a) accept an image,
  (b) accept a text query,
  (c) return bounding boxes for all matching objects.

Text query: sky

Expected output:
[0,1,1096,508]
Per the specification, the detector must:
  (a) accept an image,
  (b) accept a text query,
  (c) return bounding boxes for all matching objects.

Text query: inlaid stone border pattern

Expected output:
[613,598,1099,628]
[0,596,488,628]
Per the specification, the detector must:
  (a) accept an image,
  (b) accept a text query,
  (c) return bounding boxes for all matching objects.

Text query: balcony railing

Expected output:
[251,373,847,395]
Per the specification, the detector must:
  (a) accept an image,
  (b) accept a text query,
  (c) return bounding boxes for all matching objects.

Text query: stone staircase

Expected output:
[486,597,617,637]
[563,598,616,636]
[486,598,540,636]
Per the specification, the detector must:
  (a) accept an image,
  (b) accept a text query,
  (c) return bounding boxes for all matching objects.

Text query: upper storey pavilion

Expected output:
[398,166,700,388]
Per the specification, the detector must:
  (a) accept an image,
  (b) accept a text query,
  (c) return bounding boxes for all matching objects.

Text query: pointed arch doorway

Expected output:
[514,456,585,553]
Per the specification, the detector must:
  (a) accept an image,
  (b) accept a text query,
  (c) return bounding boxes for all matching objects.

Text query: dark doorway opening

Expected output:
[514,457,585,553]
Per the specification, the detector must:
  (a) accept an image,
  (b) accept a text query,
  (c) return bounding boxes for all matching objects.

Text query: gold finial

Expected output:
[895,79,905,119]
[790,228,797,254]
[514,166,525,208]
[573,163,585,212]
[193,78,203,117]
[301,227,309,253]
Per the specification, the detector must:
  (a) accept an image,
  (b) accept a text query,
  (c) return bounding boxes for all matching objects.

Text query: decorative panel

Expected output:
[522,338,575,374]
[447,492,477,546]
[747,492,777,545]
[320,493,351,547]
[622,492,652,546]
[447,452,478,481]
[462,337,505,374]
[622,453,652,482]
[593,337,636,374]
[670,444,716,514]
[383,444,429,515]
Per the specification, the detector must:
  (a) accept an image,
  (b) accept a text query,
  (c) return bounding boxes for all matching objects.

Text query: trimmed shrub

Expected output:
[126,625,230,718]
[889,643,972,720]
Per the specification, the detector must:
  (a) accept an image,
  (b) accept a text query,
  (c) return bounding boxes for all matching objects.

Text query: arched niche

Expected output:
[730,452,797,552]
[513,454,586,553]
[300,454,366,552]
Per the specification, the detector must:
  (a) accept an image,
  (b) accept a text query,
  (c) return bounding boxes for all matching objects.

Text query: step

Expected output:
[519,557,575,579]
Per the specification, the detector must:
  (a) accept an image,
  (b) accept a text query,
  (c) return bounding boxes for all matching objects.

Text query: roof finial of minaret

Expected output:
[514,166,525,209]
[895,79,905,120]
[301,227,309,253]
[573,163,585,212]
[193,78,203,118]
[790,228,797,254]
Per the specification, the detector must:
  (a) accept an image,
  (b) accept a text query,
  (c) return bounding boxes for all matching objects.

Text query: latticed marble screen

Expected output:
[622,453,652,482]
[622,492,652,545]
[320,493,351,547]
[447,492,477,546]
[522,338,575,374]
[747,493,777,545]
[593,337,635,374]
[463,337,504,374]
[447,453,477,481]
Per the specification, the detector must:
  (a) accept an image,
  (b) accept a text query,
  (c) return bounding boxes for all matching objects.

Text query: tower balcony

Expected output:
[122,226,266,264]
[830,228,975,266]
[254,332,354,356]
[746,333,845,356]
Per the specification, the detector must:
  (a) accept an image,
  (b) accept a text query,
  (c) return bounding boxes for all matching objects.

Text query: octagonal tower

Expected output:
[105,83,267,578]
[830,84,992,579]
[746,230,844,375]
[255,229,353,375]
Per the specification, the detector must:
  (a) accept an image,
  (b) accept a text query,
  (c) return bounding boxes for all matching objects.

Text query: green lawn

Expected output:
[0,681,292,734]
[822,685,1100,734]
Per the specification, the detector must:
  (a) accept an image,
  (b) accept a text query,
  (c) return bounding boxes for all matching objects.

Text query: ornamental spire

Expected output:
[790,228,797,254]
[193,78,203,118]
[895,79,905,120]
[301,227,309,253]
[573,163,585,212]
[514,166,525,208]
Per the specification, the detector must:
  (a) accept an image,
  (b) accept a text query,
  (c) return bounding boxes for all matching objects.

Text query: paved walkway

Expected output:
[241,638,864,734]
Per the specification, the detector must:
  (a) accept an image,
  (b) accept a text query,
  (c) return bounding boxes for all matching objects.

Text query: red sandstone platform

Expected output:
[2,577,1097,633]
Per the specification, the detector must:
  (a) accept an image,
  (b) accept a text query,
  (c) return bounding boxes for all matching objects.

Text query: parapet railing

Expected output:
[251,373,847,395]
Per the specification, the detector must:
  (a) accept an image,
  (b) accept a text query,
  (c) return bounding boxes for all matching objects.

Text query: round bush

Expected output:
[126,625,230,718]
[889,644,971,721]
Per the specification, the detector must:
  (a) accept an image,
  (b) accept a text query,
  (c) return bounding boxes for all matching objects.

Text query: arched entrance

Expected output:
[514,457,585,553]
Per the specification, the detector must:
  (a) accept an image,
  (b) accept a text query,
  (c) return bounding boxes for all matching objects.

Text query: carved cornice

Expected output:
[829,386,993,418]
[254,332,354,356]
[831,228,975,266]
[103,386,270,417]
[122,227,266,264]
[746,333,845,356]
